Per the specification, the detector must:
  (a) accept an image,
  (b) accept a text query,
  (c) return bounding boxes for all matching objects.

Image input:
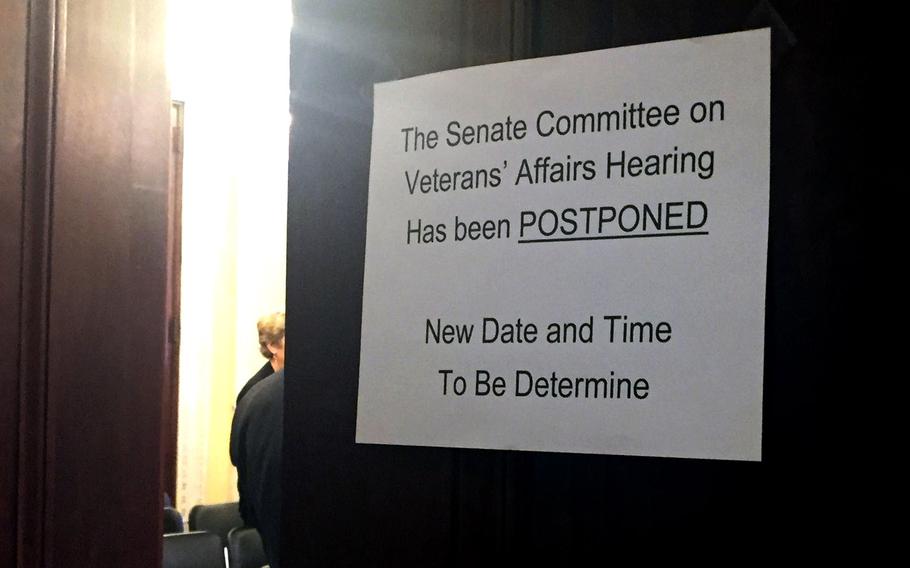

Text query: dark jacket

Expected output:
[230,369,283,567]
[236,361,277,405]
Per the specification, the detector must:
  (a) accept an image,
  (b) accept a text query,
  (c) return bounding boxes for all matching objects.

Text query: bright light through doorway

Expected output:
[166,0,291,521]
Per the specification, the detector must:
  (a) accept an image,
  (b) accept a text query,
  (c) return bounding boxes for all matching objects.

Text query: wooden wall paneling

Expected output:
[42,0,170,564]
[2,0,169,565]
[0,0,29,565]
[16,0,58,564]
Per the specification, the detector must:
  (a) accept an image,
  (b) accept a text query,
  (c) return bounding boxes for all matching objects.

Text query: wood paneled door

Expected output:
[0,0,171,565]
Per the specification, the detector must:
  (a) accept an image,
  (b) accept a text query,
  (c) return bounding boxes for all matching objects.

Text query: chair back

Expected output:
[227,526,268,568]
[188,502,243,547]
[162,531,225,568]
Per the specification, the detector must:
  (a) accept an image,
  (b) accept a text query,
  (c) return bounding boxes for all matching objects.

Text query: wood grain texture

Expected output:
[2,0,170,565]
[42,0,169,564]
[0,1,28,565]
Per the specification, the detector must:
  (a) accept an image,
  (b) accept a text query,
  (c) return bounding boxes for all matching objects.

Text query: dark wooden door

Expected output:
[0,0,170,565]
[285,1,867,564]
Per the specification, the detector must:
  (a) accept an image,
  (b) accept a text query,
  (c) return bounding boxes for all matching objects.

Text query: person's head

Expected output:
[257,312,285,371]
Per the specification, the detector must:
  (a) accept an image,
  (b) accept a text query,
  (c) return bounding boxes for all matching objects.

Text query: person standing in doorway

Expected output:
[230,367,283,567]
[230,311,285,567]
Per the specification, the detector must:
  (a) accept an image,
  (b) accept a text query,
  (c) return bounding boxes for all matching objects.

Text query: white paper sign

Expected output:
[356,29,769,461]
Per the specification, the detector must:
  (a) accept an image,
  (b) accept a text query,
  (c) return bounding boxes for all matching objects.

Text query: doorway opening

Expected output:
[164,0,291,525]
